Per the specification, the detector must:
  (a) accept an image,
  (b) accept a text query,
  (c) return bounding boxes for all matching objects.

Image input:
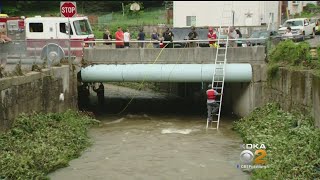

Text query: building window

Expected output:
[186,16,196,26]
[29,23,43,32]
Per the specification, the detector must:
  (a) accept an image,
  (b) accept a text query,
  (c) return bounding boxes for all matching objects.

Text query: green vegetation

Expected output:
[0,110,99,179]
[267,40,320,79]
[92,7,167,39]
[233,103,320,179]
[294,3,320,18]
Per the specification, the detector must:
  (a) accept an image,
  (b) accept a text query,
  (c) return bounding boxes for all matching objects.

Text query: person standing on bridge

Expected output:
[206,84,220,122]
[208,27,217,48]
[103,28,112,48]
[162,26,174,48]
[137,28,146,48]
[124,28,131,48]
[188,26,199,47]
[151,28,160,48]
[115,27,124,48]
[228,27,237,48]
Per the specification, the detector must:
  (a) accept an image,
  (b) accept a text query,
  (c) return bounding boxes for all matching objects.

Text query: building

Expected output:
[287,1,317,15]
[173,1,280,28]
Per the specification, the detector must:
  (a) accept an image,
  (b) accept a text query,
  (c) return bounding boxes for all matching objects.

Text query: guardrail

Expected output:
[84,37,271,48]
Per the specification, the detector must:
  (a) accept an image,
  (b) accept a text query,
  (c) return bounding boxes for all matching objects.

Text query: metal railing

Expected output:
[84,37,273,48]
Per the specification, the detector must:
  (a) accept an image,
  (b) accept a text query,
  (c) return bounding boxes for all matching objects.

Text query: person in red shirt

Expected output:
[115,27,124,48]
[207,27,217,48]
[206,84,220,122]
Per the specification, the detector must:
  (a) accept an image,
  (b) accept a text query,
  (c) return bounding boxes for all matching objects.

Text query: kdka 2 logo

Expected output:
[238,144,268,170]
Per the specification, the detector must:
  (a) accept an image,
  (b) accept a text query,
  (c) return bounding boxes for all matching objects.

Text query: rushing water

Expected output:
[49,113,249,180]
[49,84,249,179]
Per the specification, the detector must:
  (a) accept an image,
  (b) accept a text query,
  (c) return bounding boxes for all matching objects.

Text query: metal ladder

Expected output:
[206,2,233,130]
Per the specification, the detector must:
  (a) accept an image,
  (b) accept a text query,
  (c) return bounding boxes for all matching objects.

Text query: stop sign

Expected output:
[60,2,77,18]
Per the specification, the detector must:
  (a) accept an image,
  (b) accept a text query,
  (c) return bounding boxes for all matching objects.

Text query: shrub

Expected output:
[268,40,311,65]
[234,103,320,179]
[267,63,280,80]
[0,110,99,179]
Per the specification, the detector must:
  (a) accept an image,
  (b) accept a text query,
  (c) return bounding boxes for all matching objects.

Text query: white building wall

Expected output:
[173,1,279,27]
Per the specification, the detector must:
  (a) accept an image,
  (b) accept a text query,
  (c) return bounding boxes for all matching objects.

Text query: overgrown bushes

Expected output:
[267,40,315,79]
[0,110,99,179]
[268,40,311,65]
[233,103,320,179]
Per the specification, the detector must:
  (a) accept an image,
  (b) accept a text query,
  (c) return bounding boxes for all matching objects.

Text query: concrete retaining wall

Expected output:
[84,46,266,64]
[232,65,320,128]
[265,68,320,127]
[0,65,78,130]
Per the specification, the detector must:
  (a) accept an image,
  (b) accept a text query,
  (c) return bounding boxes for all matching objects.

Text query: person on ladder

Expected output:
[206,84,219,122]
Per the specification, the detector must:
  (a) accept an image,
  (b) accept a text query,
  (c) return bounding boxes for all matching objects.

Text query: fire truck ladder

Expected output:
[206,2,233,130]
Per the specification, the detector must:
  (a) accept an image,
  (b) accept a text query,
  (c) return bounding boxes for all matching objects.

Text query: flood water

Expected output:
[49,84,249,180]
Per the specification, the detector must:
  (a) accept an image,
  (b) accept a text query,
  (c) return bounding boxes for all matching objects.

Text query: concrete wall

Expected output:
[222,64,267,117]
[0,65,78,130]
[84,46,266,64]
[265,68,320,127]
[229,65,320,127]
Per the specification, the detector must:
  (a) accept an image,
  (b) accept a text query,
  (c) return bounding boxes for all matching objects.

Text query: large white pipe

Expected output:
[81,64,252,82]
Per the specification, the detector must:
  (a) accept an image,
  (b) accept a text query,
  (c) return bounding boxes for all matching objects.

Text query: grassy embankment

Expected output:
[0,110,99,179]
[234,38,320,179]
[234,103,320,179]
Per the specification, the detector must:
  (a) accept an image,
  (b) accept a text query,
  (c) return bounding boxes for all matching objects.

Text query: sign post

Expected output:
[60,1,77,66]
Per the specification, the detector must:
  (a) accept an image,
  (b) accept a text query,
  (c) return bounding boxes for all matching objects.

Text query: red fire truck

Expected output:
[24,16,95,63]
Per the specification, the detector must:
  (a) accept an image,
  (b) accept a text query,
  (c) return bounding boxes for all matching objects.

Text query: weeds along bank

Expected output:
[0,110,99,179]
[233,40,320,179]
[234,103,320,179]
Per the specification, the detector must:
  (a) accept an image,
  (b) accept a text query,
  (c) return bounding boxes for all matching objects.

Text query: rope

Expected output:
[115,40,192,115]
[116,43,169,115]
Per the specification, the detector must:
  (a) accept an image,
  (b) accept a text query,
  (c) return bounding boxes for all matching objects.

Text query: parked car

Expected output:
[310,17,320,35]
[278,18,316,41]
[246,30,279,46]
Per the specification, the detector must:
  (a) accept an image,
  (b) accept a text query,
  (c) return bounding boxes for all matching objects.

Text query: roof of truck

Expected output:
[286,18,308,21]
[25,16,88,22]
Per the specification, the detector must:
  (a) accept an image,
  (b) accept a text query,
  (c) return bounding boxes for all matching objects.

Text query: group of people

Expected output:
[103,26,175,48]
[78,82,105,111]
[103,25,244,48]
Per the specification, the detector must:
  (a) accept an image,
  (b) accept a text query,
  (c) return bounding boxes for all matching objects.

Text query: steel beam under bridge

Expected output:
[80,64,252,83]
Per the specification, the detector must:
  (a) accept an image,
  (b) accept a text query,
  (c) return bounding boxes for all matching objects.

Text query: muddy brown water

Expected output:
[49,84,249,179]
[49,114,249,180]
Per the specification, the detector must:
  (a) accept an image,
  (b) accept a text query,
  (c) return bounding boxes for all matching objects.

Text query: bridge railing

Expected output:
[83,35,301,48]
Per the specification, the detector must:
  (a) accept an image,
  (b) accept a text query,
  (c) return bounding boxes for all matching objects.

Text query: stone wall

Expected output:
[0,65,78,130]
[265,68,320,127]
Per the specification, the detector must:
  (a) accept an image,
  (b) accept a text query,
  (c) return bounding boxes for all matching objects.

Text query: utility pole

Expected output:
[122,3,125,16]
[278,1,282,28]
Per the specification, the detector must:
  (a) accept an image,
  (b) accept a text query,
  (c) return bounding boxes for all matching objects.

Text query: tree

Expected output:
[124,2,144,18]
